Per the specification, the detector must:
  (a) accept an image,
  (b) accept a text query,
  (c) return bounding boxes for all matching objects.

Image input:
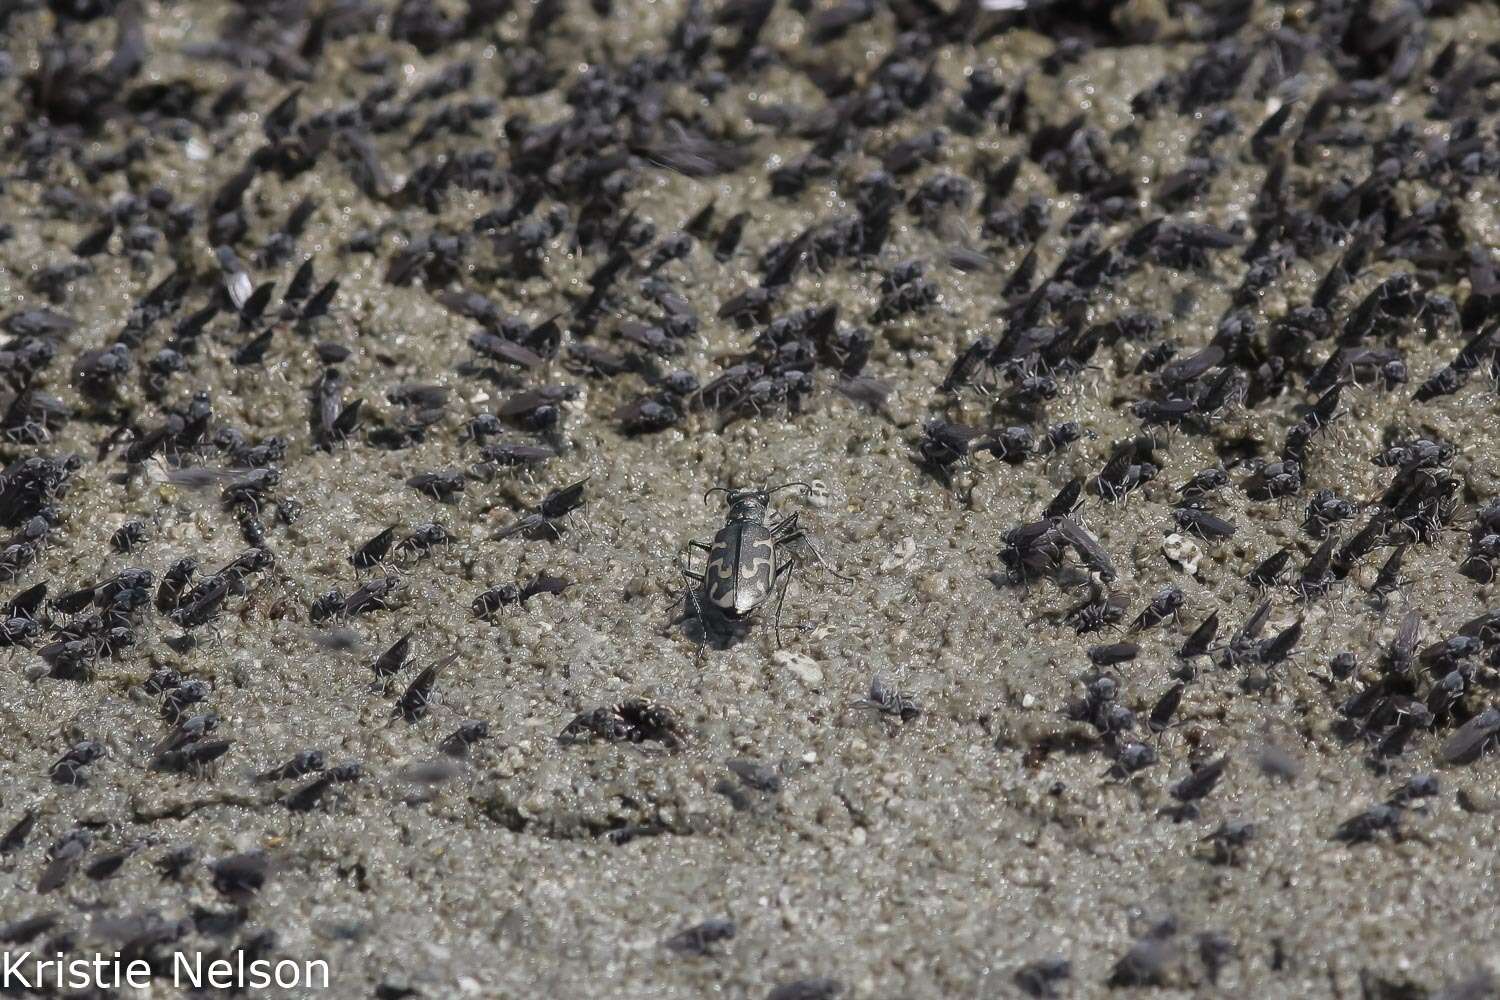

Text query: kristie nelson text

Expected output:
[2,950,331,991]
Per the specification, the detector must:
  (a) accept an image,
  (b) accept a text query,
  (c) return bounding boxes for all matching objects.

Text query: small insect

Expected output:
[344,575,400,617]
[285,763,362,812]
[256,750,326,782]
[1370,545,1408,603]
[371,631,413,679]
[406,469,465,502]
[169,574,233,629]
[1172,506,1237,540]
[1383,609,1421,676]
[494,479,588,540]
[1,808,36,854]
[1064,586,1129,635]
[1248,549,1290,589]
[1013,957,1071,999]
[1171,756,1229,804]
[1333,804,1402,844]
[1108,741,1158,778]
[1055,516,1116,582]
[1441,707,1500,765]
[395,653,456,722]
[396,522,453,559]
[1293,535,1338,601]
[475,442,556,472]
[150,739,233,774]
[1093,448,1157,503]
[111,519,148,552]
[560,698,685,749]
[1201,820,1256,866]
[853,673,921,722]
[1042,479,1084,519]
[439,720,491,757]
[663,917,736,956]
[351,526,398,569]
[1132,586,1183,632]
[677,483,840,654]
[38,829,92,894]
[1088,641,1138,667]
[50,740,105,786]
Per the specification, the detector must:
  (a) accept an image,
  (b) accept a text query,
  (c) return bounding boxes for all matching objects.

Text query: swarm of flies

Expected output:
[6,0,1500,981]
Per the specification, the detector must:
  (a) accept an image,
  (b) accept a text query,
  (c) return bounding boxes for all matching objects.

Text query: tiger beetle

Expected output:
[677,482,843,658]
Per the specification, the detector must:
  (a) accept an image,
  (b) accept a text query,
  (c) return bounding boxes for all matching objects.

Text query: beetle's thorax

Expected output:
[724,491,769,524]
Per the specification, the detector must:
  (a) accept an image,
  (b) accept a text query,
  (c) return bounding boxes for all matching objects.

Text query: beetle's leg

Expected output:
[768,559,797,648]
[773,521,852,582]
[675,542,711,659]
[680,539,712,577]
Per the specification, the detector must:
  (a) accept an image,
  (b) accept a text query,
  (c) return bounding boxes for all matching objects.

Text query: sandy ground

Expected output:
[2,1,1500,997]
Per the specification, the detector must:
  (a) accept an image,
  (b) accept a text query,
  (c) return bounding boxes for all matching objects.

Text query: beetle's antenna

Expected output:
[703,486,731,505]
[767,481,811,496]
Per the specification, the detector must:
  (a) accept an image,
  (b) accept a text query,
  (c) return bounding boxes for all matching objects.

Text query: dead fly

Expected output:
[853,673,921,722]
[395,653,456,723]
[559,698,685,750]
[494,478,588,540]
[677,482,843,654]
[1064,585,1129,635]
